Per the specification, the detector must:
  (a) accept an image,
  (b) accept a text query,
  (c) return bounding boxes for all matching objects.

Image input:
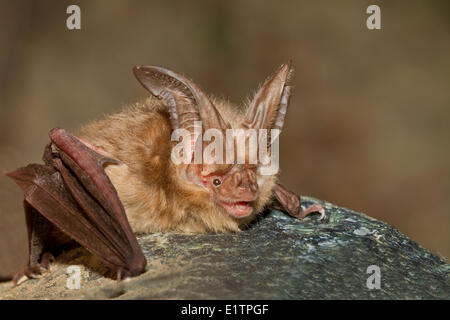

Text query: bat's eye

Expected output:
[212,178,222,187]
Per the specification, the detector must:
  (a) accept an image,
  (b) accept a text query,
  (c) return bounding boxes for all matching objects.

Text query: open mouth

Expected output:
[219,201,253,218]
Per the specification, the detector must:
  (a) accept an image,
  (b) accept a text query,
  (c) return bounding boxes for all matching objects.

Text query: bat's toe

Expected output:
[298,203,326,221]
[12,252,56,286]
[40,252,55,270]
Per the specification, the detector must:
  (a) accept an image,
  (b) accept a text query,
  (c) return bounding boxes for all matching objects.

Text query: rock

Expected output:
[0,196,448,299]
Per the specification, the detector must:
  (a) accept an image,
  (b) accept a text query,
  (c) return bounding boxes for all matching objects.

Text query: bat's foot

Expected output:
[298,203,326,221]
[39,252,55,269]
[12,252,55,286]
[273,183,326,221]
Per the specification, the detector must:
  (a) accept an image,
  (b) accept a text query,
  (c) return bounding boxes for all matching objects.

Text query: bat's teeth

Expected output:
[222,201,250,207]
[219,200,253,217]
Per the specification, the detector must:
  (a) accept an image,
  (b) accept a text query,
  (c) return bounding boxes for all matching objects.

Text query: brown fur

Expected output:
[78,97,277,234]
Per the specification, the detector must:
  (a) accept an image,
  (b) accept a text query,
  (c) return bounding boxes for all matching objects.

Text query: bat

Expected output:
[2,61,324,285]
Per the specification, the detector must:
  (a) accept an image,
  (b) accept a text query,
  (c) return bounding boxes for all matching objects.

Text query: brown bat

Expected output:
[2,61,324,285]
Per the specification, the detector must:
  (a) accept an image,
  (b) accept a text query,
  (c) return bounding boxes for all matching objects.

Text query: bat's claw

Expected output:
[318,208,326,221]
[12,267,40,286]
[272,184,326,222]
[115,268,132,282]
[297,203,326,221]
[13,272,30,286]
[12,252,55,286]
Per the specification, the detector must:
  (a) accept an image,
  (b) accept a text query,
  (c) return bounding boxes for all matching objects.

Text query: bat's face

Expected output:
[200,165,259,218]
[134,61,293,219]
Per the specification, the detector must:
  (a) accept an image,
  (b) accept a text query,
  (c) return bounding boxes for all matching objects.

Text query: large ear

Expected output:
[133,66,229,132]
[241,61,293,132]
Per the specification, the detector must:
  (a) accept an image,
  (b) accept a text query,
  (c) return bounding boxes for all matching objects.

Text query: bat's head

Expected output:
[133,61,293,219]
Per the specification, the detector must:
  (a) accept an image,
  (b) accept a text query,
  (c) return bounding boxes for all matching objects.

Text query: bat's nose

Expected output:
[236,187,257,202]
[232,170,257,200]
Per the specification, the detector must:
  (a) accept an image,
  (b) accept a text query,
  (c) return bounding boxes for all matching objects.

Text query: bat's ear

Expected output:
[133,66,229,131]
[241,61,293,132]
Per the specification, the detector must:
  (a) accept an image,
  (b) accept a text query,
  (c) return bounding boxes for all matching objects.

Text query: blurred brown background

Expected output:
[0,0,449,274]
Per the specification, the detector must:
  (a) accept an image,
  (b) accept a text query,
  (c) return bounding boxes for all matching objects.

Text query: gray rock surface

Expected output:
[0,196,448,299]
